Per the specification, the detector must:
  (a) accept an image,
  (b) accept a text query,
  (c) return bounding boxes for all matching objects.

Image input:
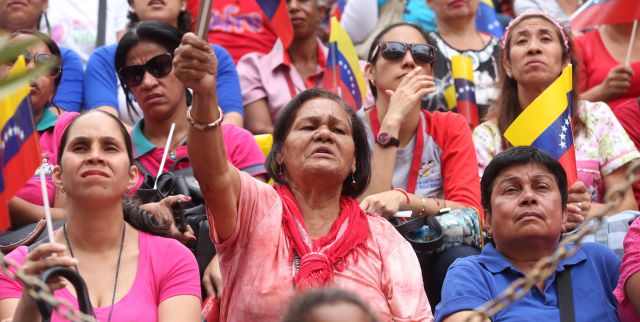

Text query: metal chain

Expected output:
[464,159,640,322]
[0,252,96,322]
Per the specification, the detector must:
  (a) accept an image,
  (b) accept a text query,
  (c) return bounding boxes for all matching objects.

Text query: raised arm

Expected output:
[175,33,241,242]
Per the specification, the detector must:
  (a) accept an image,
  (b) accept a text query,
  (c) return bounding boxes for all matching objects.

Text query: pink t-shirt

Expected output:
[615,217,640,321]
[0,231,200,321]
[15,112,79,207]
[212,172,433,322]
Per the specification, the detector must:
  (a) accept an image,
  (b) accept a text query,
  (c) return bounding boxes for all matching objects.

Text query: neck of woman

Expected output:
[603,23,640,44]
[288,35,319,78]
[33,108,44,127]
[63,199,127,253]
[517,84,547,111]
[498,240,557,275]
[142,106,189,148]
[437,17,484,50]
[288,181,343,239]
[375,95,421,147]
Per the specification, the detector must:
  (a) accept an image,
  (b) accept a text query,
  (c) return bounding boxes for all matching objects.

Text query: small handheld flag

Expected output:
[322,17,367,110]
[0,56,41,230]
[476,0,504,38]
[451,55,479,128]
[504,65,577,186]
[330,0,346,21]
[257,0,294,49]
[571,0,640,31]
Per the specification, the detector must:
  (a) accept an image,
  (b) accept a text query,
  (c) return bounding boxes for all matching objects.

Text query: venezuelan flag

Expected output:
[257,0,294,48]
[330,0,346,21]
[476,0,503,38]
[444,85,457,111]
[504,65,577,186]
[451,55,479,127]
[0,56,41,230]
[571,0,640,31]
[322,17,367,110]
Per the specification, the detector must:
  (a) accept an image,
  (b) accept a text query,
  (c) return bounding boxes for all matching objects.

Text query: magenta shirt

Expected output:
[15,111,79,207]
[212,172,433,321]
[616,217,640,321]
[0,231,200,321]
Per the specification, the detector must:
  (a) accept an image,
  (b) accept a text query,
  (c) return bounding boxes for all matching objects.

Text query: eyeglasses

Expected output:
[372,42,437,65]
[118,53,173,87]
[7,52,60,76]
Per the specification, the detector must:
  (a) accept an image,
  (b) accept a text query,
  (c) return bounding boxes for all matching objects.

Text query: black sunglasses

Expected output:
[372,42,436,65]
[118,53,173,87]
[7,52,60,76]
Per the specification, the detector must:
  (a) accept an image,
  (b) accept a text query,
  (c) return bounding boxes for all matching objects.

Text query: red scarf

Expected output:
[275,184,370,289]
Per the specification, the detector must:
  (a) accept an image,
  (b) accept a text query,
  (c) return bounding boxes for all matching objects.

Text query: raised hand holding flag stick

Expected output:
[195,0,213,39]
[625,20,638,67]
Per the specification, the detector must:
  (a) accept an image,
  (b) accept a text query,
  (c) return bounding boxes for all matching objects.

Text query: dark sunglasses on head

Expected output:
[373,42,436,65]
[7,52,60,76]
[118,53,173,87]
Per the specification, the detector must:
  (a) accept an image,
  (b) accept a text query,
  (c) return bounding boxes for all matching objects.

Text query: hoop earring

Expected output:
[278,164,285,178]
[59,186,66,194]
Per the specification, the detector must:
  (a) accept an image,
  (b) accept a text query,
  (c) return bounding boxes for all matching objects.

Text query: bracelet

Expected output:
[394,188,410,205]
[419,195,427,216]
[186,105,224,130]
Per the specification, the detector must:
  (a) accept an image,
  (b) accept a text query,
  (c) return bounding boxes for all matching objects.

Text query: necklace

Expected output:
[63,222,126,322]
[168,132,188,160]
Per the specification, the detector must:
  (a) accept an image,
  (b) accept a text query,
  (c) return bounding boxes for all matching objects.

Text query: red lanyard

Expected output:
[369,107,425,194]
[284,72,298,99]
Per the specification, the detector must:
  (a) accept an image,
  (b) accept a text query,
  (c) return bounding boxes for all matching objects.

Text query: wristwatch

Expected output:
[376,132,400,147]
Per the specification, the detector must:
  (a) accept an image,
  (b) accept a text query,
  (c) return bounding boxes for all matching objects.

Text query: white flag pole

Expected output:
[39,163,54,242]
[153,123,176,190]
[625,20,638,67]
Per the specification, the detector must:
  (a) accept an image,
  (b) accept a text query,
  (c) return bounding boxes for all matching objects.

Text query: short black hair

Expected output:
[281,288,378,322]
[114,20,186,121]
[480,146,568,213]
[265,88,371,198]
[365,22,432,98]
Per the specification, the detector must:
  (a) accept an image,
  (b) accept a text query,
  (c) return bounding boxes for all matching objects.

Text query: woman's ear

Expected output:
[364,63,376,85]
[52,164,63,191]
[128,164,139,191]
[484,210,493,237]
[503,58,513,78]
[180,0,186,11]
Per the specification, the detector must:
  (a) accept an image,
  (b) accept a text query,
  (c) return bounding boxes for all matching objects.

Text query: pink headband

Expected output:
[501,11,570,52]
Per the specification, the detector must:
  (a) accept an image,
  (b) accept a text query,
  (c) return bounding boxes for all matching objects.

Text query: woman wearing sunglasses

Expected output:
[0,0,84,112]
[84,0,243,127]
[422,0,501,121]
[358,22,482,308]
[3,30,81,228]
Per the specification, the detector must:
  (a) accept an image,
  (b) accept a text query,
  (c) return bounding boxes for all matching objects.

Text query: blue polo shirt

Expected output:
[52,46,84,112]
[435,243,620,322]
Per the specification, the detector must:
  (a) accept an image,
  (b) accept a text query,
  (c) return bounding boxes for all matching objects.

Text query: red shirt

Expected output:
[187,0,278,63]
[613,99,640,207]
[575,29,640,112]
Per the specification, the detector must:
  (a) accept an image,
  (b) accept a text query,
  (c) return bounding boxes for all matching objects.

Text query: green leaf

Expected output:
[0,62,54,98]
[0,37,41,65]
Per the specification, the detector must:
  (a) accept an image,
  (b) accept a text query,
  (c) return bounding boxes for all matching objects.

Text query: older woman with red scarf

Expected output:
[176,32,432,321]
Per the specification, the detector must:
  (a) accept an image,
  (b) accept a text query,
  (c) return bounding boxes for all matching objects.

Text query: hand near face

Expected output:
[173,33,218,95]
[140,195,196,244]
[384,66,435,123]
[565,181,590,232]
[598,65,634,101]
[21,243,78,292]
[359,190,407,218]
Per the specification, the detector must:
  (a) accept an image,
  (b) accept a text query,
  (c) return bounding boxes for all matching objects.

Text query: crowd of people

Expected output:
[1,0,640,321]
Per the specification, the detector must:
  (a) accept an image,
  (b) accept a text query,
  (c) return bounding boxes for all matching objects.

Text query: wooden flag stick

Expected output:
[195,0,213,39]
[39,163,55,243]
[625,20,638,67]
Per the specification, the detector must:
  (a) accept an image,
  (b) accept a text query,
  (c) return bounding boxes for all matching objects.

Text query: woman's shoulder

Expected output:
[139,231,191,256]
[577,100,617,125]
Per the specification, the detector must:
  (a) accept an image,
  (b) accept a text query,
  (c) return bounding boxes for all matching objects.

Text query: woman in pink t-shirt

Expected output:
[178,31,432,321]
[0,111,201,321]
